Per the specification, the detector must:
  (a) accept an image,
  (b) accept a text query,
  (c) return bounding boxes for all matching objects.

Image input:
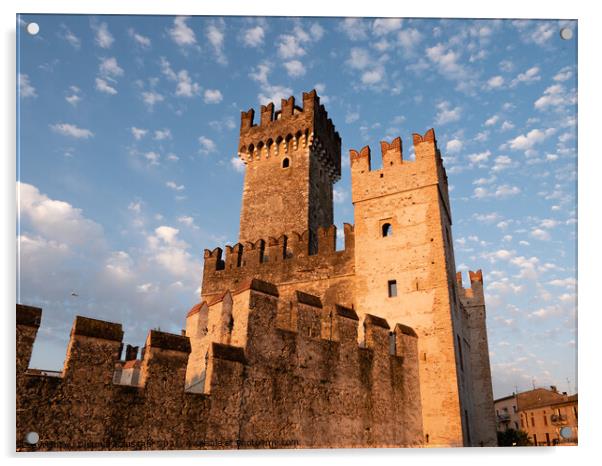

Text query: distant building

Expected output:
[495,386,578,446]
[494,393,520,432]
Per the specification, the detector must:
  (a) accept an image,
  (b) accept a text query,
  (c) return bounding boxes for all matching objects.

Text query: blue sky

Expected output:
[17,15,577,398]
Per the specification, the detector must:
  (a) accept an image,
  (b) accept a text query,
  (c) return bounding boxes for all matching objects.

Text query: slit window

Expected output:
[387,280,397,298]
[382,222,393,237]
[282,157,290,168]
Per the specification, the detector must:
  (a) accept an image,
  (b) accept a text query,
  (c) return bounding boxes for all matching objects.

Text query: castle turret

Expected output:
[237,90,341,250]
[350,129,469,446]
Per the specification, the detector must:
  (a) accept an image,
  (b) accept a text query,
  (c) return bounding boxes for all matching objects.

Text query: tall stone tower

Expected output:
[237,90,341,250]
[349,130,489,447]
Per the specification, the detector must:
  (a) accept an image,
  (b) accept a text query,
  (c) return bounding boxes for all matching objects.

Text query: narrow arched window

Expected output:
[282,157,290,168]
[382,223,392,237]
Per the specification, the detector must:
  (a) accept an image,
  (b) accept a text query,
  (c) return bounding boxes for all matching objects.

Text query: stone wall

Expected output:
[16,280,423,451]
[202,223,355,310]
[457,271,498,446]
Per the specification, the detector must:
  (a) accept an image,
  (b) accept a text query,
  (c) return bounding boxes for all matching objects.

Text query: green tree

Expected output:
[497,428,533,446]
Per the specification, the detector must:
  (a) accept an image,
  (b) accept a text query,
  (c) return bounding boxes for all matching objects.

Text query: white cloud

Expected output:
[554,66,573,82]
[278,34,306,59]
[129,28,151,48]
[492,155,513,172]
[339,18,369,41]
[159,57,200,97]
[206,21,227,64]
[534,84,572,110]
[508,128,556,151]
[510,66,540,86]
[153,129,172,140]
[60,24,81,49]
[425,43,470,87]
[166,181,185,192]
[99,57,124,78]
[50,123,94,139]
[131,127,148,140]
[142,91,164,109]
[169,16,197,46]
[18,182,103,247]
[284,60,306,77]
[204,89,223,103]
[373,18,403,35]
[530,228,551,241]
[177,216,196,228]
[230,157,245,173]
[143,151,160,165]
[347,47,371,70]
[500,121,515,131]
[531,23,555,45]
[19,74,37,98]
[548,277,577,288]
[243,26,264,47]
[93,22,114,49]
[435,101,462,125]
[473,184,520,199]
[361,69,384,85]
[397,28,422,54]
[446,139,463,154]
[198,136,217,155]
[175,70,200,97]
[485,115,499,126]
[95,78,117,95]
[65,86,81,106]
[468,150,491,165]
[486,75,504,89]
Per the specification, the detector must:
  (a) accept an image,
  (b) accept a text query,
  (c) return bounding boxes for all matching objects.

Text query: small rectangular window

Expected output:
[388,280,397,297]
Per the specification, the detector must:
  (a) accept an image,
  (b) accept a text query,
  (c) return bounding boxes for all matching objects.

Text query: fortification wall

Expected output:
[457,271,498,446]
[16,280,423,451]
[202,223,355,309]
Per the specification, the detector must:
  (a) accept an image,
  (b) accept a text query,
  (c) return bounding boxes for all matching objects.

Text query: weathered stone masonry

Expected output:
[17,279,422,451]
[17,89,497,450]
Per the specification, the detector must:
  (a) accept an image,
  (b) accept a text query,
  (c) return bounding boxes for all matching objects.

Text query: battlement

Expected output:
[17,279,423,450]
[349,130,450,216]
[202,224,355,305]
[238,89,341,182]
[455,269,485,305]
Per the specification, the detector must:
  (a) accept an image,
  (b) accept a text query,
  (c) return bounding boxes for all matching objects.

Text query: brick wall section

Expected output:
[16,280,422,451]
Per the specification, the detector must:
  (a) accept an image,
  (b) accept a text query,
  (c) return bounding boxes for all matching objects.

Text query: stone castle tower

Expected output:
[195,90,497,447]
[15,89,497,451]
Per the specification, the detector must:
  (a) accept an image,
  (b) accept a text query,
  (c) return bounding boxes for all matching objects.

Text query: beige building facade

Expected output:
[517,388,578,446]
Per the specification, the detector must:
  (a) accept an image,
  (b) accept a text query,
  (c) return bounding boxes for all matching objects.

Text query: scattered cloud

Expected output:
[95,78,117,95]
[18,74,37,98]
[435,101,462,125]
[131,127,148,140]
[243,26,265,47]
[93,22,114,49]
[198,136,217,155]
[204,89,223,104]
[50,123,94,139]
[169,16,197,46]
[284,60,306,77]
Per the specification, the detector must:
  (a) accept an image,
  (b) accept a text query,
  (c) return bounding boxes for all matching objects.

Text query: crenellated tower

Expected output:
[349,129,491,447]
[237,90,341,250]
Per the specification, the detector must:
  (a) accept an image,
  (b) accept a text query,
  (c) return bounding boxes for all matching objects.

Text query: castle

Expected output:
[16,90,497,450]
